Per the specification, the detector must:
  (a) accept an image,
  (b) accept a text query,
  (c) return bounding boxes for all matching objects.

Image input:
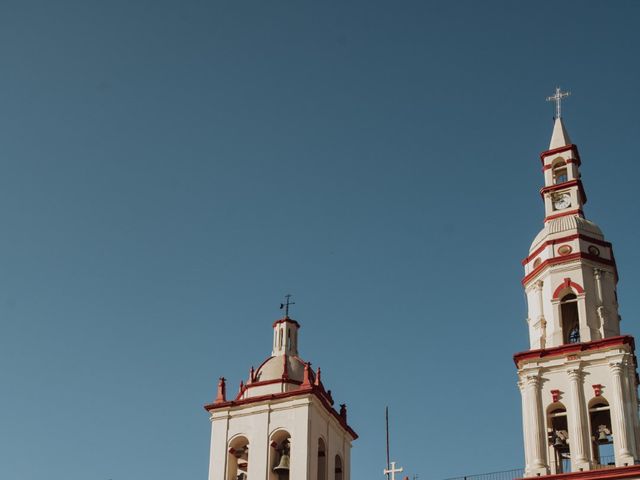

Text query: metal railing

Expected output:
[443,468,525,480]
[442,456,622,480]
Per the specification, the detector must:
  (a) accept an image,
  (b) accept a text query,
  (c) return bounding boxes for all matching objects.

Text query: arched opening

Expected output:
[547,404,570,473]
[589,398,614,466]
[317,438,327,480]
[269,430,291,480]
[560,293,580,344]
[553,159,568,184]
[227,436,250,480]
[334,455,343,480]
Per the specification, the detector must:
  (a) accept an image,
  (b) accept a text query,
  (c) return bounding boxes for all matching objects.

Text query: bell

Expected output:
[273,453,290,474]
[554,435,564,447]
[598,430,609,443]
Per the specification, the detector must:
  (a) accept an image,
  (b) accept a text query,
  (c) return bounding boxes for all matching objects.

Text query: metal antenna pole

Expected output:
[386,406,390,480]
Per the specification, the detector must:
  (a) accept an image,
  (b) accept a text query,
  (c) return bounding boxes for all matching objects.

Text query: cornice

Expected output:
[522,251,617,286]
[522,233,613,267]
[204,386,358,440]
[513,335,636,368]
[539,144,581,165]
[272,317,301,328]
[540,179,587,205]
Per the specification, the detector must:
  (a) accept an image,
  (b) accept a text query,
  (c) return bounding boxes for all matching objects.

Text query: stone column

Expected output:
[609,361,635,466]
[519,379,533,472]
[577,293,591,342]
[524,374,548,476]
[594,269,606,338]
[621,361,638,460]
[209,411,230,480]
[567,368,591,470]
[594,269,604,306]
[536,281,547,349]
[628,367,640,459]
[551,300,563,346]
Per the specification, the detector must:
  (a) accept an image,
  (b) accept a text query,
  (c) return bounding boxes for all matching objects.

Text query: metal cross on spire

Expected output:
[280,294,295,318]
[383,462,404,480]
[546,87,571,119]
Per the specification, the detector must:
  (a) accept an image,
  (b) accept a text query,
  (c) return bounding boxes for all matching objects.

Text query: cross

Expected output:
[546,87,571,119]
[279,294,295,318]
[384,462,404,480]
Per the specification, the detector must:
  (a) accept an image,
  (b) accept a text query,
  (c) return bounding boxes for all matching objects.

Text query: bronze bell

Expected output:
[273,452,290,475]
[598,430,609,443]
[554,435,565,447]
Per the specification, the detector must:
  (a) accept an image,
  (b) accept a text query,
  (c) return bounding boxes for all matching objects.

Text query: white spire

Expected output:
[549,117,572,149]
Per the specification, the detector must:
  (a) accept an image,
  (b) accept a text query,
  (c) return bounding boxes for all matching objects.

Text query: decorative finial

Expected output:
[302,362,313,387]
[215,377,227,403]
[546,87,571,119]
[279,294,295,318]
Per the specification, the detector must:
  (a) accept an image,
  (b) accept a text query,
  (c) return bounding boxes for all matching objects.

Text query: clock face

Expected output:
[553,193,572,210]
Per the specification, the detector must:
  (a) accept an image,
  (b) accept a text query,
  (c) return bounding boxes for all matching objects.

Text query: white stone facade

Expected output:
[517,341,639,474]
[205,317,356,480]
[517,118,640,477]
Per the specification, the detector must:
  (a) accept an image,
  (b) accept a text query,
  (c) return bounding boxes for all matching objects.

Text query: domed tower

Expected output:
[515,92,640,477]
[204,308,357,480]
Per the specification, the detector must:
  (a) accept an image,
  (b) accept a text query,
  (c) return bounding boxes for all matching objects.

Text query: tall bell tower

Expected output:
[204,306,357,480]
[515,91,640,476]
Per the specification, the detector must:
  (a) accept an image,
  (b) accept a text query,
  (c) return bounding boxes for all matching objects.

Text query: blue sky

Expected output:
[1,1,639,479]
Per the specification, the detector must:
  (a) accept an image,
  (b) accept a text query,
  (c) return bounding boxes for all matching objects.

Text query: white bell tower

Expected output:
[516,92,640,476]
[204,306,357,480]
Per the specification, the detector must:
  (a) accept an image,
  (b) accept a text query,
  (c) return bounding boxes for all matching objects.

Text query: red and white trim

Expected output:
[513,335,635,367]
[522,251,617,286]
[204,385,358,440]
[552,277,585,299]
[539,144,581,165]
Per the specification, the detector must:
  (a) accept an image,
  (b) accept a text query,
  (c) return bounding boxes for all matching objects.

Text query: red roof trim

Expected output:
[522,252,617,286]
[540,180,587,205]
[522,233,612,266]
[235,377,303,400]
[539,144,581,165]
[516,464,640,480]
[544,209,585,222]
[513,335,635,367]
[272,317,301,328]
[540,179,580,196]
[243,377,302,389]
[204,387,358,439]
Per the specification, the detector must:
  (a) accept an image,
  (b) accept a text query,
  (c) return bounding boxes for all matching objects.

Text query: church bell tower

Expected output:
[204,306,357,480]
[515,90,640,476]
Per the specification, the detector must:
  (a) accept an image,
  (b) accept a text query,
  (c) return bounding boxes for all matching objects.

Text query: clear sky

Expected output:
[1,1,639,479]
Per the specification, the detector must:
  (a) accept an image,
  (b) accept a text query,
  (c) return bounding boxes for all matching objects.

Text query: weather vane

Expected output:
[546,86,571,119]
[280,294,295,318]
